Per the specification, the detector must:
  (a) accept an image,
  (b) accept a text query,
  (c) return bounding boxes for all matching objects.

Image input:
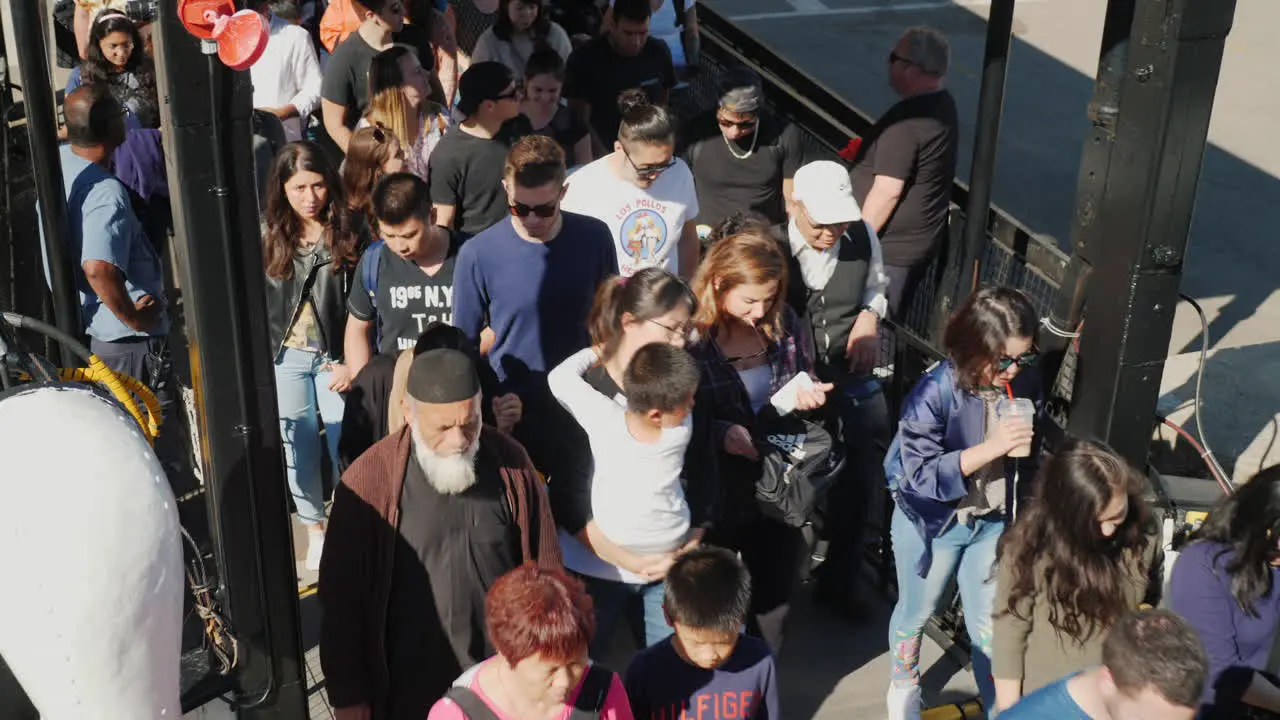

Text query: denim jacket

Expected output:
[892,359,1043,576]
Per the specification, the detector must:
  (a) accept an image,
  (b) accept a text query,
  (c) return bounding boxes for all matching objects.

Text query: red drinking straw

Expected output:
[1005,383,1015,400]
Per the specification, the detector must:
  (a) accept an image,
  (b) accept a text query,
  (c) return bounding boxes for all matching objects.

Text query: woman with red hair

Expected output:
[428,564,635,720]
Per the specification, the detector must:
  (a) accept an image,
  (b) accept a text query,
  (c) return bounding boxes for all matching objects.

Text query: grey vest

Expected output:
[785,223,873,382]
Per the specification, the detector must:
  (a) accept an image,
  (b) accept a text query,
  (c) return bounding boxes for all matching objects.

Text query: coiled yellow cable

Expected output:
[21,361,162,443]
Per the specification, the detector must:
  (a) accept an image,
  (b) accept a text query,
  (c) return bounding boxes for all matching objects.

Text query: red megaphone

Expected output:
[177,0,269,71]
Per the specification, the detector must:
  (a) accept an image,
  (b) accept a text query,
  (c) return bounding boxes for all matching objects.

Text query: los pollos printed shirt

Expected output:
[561,154,699,278]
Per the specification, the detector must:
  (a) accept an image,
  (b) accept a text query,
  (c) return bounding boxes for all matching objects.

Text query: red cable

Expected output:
[1159,416,1233,496]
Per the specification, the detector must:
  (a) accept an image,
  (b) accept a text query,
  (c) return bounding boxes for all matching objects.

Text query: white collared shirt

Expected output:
[251,13,324,141]
[787,218,890,319]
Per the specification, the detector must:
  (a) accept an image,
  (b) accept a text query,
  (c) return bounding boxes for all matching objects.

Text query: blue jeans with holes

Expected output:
[581,575,671,658]
[274,348,343,526]
[888,505,1003,715]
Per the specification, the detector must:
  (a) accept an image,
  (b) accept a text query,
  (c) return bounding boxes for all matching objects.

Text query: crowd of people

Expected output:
[45,1,1280,719]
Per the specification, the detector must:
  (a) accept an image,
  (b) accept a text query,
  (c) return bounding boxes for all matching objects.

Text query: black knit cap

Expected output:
[457,61,516,117]
[407,348,481,404]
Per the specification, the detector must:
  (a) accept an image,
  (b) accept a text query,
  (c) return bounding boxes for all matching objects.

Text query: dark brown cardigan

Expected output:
[318,425,562,713]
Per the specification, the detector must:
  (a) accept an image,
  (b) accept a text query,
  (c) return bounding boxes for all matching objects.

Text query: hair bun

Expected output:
[616,88,651,115]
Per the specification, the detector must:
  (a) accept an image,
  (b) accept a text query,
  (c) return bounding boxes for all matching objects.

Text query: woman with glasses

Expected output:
[685,228,832,653]
[360,45,454,180]
[561,89,700,280]
[991,437,1161,714]
[551,267,719,655]
[884,286,1042,720]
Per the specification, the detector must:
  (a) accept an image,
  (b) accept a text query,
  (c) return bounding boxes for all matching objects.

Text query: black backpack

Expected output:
[752,406,846,528]
[443,664,613,720]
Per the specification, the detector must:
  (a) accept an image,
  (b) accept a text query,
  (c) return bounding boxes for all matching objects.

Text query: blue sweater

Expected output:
[452,213,617,400]
[1169,540,1280,718]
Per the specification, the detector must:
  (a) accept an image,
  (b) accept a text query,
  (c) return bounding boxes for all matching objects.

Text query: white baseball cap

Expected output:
[792,160,863,225]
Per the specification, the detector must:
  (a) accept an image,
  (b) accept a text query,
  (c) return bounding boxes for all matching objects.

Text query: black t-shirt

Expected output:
[682,111,805,227]
[526,106,591,167]
[849,89,958,267]
[427,120,528,236]
[563,35,675,146]
[384,450,518,718]
[346,232,459,355]
[320,25,435,133]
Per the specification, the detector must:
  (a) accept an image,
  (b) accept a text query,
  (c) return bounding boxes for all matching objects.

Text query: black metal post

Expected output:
[956,0,1017,297]
[152,4,308,718]
[1067,0,1237,467]
[10,0,81,367]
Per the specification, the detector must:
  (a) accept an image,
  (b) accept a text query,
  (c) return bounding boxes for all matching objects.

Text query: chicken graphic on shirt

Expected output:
[621,210,667,264]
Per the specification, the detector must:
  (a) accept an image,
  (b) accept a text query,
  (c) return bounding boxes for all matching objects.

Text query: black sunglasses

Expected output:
[716,115,758,131]
[509,200,557,218]
[623,149,677,178]
[889,51,915,67]
[995,350,1039,372]
[493,83,523,101]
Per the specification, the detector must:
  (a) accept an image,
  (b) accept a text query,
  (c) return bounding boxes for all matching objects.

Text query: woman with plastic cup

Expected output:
[883,286,1042,720]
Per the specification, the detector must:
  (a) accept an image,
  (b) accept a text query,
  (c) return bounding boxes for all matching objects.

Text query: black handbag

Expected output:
[752,406,845,528]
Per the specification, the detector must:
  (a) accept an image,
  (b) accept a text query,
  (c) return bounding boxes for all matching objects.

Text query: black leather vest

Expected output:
[784,223,873,382]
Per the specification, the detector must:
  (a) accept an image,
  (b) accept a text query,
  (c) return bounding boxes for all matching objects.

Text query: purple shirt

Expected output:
[1169,540,1280,717]
[623,635,779,720]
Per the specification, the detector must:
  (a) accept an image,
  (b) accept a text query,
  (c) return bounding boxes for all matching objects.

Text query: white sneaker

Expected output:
[304,531,325,571]
[886,684,922,720]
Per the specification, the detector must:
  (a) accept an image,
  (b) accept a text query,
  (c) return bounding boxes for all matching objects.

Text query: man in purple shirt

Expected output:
[1000,609,1207,720]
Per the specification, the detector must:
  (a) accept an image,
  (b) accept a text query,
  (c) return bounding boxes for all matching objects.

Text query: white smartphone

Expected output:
[770,372,815,415]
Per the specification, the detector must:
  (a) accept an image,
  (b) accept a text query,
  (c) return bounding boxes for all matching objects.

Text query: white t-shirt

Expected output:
[548,347,691,581]
[561,154,699,278]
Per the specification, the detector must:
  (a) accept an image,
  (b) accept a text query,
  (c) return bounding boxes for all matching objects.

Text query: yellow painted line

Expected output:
[299,583,318,598]
[922,701,983,720]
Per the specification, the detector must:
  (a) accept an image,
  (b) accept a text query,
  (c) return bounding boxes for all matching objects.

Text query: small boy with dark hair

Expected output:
[625,546,780,720]
[548,342,701,581]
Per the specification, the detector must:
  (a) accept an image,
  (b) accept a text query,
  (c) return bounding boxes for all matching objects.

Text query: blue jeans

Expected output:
[581,575,671,658]
[888,505,1003,715]
[274,348,344,525]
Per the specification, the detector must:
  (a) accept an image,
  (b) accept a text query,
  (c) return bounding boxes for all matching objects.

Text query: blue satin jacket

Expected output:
[892,359,1043,576]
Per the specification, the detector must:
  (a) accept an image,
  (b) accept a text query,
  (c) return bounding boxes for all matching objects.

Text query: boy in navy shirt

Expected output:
[624,546,780,720]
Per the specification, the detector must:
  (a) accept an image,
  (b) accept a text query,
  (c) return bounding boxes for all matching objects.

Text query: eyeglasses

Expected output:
[716,115,758,131]
[509,200,558,218]
[889,51,915,67]
[995,350,1039,372]
[623,148,677,179]
[646,318,691,341]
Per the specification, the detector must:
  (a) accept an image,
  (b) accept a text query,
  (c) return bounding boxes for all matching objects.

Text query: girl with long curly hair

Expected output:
[262,141,363,570]
[991,437,1160,712]
[66,9,159,129]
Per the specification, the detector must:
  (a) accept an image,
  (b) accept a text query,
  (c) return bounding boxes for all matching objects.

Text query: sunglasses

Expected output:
[623,149,677,178]
[801,205,851,234]
[509,200,558,218]
[889,51,915,67]
[995,350,1039,372]
[716,115,758,131]
[494,84,523,101]
[647,318,691,341]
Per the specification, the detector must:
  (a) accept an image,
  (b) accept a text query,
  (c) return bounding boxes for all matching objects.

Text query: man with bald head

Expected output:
[849,26,958,319]
[53,85,168,385]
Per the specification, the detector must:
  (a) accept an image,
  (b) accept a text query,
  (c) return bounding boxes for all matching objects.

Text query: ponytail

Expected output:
[617,89,677,146]
[588,268,697,362]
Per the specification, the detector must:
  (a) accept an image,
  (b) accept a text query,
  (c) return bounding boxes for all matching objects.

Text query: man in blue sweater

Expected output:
[453,135,617,483]
[1000,609,1206,720]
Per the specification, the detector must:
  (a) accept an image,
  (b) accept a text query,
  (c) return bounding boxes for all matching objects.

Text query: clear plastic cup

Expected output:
[996,397,1035,458]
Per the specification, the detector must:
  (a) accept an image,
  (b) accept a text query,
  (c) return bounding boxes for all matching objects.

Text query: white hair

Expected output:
[405,395,483,495]
[900,27,950,77]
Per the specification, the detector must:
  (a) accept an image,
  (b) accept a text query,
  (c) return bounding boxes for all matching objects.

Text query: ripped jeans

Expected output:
[888,505,1003,715]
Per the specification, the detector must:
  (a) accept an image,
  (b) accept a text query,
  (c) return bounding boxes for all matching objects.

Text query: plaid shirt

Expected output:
[687,306,815,442]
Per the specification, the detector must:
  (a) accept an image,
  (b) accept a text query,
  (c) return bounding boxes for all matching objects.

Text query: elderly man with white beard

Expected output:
[319,348,561,720]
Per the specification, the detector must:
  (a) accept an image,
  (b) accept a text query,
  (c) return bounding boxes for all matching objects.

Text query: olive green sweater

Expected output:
[991,534,1162,694]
